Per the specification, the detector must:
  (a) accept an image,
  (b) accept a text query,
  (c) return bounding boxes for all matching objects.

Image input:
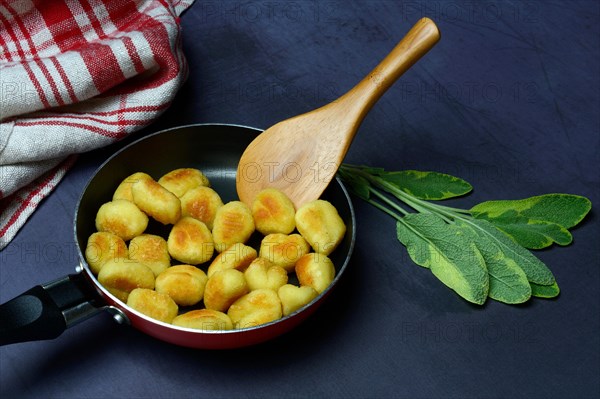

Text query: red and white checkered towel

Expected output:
[0,0,195,250]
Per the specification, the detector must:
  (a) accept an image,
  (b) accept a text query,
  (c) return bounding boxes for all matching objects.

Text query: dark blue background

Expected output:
[1,1,599,398]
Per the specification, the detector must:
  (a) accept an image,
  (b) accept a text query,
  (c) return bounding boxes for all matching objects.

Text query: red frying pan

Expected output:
[0,124,356,349]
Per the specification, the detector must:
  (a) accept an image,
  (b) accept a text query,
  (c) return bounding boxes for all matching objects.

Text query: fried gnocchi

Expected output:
[167,217,214,265]
[258,233,310,272]
[95,199,148,241]
[113,172,153,202]
[89,166,348,330]
[85,232,128,275]
[180,186,223,230]
[97,258,155,302]
[127,288,178,324]
[128,234,170,277]
[244,258,288,291]
[212,201,255,252]
[172,309,233,331]
[132,178,181,225]
[278,284,318,316]
[207,242,257,278]
[227,289,283,329]
[295,199,346,255]
[158,168,210,197]
[155,265,208,307]
[203,269,249,313]
[251,188,296,235]
[295,253,336,294]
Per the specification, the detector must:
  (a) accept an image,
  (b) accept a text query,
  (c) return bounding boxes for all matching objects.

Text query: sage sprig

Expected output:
[337,164,592,305]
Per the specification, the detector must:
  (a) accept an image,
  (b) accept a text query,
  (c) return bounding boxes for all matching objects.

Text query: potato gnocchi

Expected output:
[127,288,178,324]
[132,178,181,225]
[158,168,210,198]
[85,231,128,275]
[295,199,346,255]
[95,199,148,241]
[212,201,255,252]
[86,167,346,331]
[203,269,249,313]
[180,186,223,230]
[251,188,296,235]
[258,233,310,272]
[155,265,208,307]
[244,258,288,292]
[227,289,282,329]
[207,242,257,277]
[113,172,153,202]
[97,258,155,302]
[167,217,214,265]
[128,234,170,277]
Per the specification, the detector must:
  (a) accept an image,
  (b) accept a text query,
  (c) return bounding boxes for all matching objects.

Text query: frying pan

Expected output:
[0,124,356,349]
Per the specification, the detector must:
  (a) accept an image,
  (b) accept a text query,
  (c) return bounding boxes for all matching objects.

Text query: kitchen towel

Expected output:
[0,0,194,250]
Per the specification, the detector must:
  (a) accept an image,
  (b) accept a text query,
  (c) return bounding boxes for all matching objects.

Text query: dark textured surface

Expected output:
[1,1,599,398]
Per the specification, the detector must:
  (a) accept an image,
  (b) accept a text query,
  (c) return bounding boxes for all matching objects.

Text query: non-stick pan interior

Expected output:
[75,124,355,339]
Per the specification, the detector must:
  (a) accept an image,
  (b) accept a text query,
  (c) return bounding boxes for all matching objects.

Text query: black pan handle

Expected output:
[0,273,103,346]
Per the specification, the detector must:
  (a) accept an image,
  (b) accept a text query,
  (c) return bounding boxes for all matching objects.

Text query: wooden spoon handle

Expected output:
[336,17,440,120]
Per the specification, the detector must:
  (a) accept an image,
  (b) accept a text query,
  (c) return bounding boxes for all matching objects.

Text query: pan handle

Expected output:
[0,273,102,346]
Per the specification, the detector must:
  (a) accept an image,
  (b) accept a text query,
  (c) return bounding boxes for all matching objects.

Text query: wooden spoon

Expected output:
[236,18,440,208]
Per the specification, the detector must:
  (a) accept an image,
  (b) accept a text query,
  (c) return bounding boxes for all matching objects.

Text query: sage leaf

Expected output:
[339,163,591,306]
[470,194,592,229]
[530,282,560,298]
[374,170,472,200]
[466,219,555,286]
[396,213,489,304]
[456,220,531,304]
[475,210,572,249]
[395,219,430,270]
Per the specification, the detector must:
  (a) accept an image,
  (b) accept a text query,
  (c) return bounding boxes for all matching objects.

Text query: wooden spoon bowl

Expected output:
[236,18,440,208]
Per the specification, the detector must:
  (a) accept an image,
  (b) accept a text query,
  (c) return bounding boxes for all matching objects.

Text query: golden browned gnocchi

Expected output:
[128,234,170,277]
[227,289,283,329]
[85,231,128,275]
[172,309,233,330]
[295,253,336,294]
[203,269,249,313]
[167,217,214,265]
[180,186,223,230]
[207,242,257,278]
[258,233,310,272]
[212,201,255,252]
[295,199,346,255]
[244,258,288,291]
[131,178,181,225]
[158,168,210,197]
[97,258,155,302]
[113,172,153,202]
[251,188,296,235]
[155,265,208,307]
[95,199,148,241]
[127,288,178,324]
[89,166,348,330]
[278,284,318,316]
